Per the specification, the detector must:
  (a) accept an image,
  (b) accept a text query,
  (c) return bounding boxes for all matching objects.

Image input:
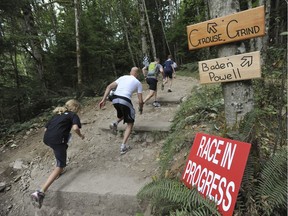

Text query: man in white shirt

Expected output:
[99,67,144,155]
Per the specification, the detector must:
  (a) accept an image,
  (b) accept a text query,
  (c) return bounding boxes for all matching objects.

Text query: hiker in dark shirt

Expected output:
[162,55,176,92]
[30,99,85,209]
[142,57,164,107]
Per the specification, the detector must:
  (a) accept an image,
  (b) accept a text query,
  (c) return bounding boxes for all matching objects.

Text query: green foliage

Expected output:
[176,62,199,79]
[0,1,286,214]
[160,83,223,176]
[255,149,287,215]
[173,84,223,126]
[235,148,287,216]
[254,47,286,112]
[166,0,211,62]
[146,51,286,214]
[137,179,220,216]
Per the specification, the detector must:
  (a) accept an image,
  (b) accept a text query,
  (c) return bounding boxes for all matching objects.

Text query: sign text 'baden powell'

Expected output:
[187,6,265,50]
[198,51,261,84]
[182,133,251,216]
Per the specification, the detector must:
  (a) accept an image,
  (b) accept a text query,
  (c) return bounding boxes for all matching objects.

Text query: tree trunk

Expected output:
[169,0,174,24]
[10,47,22,122]
[208,0,254,128]
[247,1,270,69]
[138,0,149,58]
[143,0,157,58]
[155,0,171,56]
[74,0,82,96]
[111,53,118,78]
[22,2,47,95]
[256,0,271,58]
[248,0,257,51]
[119,4,136,66]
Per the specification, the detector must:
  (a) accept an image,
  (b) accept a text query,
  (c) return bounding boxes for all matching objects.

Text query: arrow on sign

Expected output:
[207,22,218,34]
[240,56,253,67]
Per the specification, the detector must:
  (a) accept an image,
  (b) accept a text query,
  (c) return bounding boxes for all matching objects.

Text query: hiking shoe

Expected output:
[168,89,172,93]
[120,146,132,155]
[152,101,161,107]
[31,190,45,209]
[138,107,143,114]
[161,83,164,91]
[109,122,117,134]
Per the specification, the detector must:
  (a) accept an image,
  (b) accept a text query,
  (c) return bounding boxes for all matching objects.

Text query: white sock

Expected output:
[121,143,126,149]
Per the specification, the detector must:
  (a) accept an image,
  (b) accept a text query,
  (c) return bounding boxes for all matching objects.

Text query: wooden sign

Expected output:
[187,6,265,50]
[182,133,251,216]
[199,51,261,84]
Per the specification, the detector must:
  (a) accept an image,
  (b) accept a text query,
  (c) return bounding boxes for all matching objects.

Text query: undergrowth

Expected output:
[137,48,287,215]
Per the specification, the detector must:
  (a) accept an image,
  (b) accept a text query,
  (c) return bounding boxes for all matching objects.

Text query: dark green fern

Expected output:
[137,179,221,216]
[255,148,287,215]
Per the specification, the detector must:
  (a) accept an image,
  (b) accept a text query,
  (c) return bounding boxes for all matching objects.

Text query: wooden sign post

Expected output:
[199,51,261,84]
[187,6,265,50]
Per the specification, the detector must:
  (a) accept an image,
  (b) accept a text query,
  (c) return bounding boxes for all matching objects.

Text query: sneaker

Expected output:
[120,146,132,155]
[153,101,161,107]
[168,89,172,93]
[31,190,45,209]
[161,83,164,91]
[138,106,143,114]
[109,122,117,134]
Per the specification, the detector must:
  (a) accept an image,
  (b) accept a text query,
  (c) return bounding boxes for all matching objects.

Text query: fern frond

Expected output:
[235,154,257,214]
[255,148,287,215]
[137,179,221,216]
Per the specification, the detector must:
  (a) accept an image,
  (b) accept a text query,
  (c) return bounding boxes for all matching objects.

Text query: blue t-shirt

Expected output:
[43,111,81,145]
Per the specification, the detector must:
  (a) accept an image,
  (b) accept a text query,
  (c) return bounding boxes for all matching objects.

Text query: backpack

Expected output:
[147,62,158,76]
[164,60,173,72]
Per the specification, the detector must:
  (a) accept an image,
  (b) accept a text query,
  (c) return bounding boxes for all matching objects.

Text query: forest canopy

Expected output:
[0,0,286,128]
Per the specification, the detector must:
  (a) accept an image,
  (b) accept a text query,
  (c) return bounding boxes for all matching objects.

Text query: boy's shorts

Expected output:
[146,77,158,91]
[164,71,173,79]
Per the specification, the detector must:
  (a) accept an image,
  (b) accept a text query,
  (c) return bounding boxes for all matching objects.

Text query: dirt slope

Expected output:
[0,76,198,216]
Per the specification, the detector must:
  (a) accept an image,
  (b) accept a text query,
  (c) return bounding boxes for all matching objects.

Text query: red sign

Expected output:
[182,133,251,216]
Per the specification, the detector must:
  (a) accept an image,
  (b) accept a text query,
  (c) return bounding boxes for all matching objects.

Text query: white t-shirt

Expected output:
[114,75,142,100]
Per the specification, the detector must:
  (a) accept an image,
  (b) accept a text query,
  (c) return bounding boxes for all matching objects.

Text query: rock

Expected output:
[10,144,18,148]
[13,175,21,183]
[0,182,6,192]
[11,159,28,170]
[145,134,154,143]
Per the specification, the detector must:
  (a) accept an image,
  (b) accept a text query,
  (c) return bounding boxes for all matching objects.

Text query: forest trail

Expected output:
[0,76,198,216]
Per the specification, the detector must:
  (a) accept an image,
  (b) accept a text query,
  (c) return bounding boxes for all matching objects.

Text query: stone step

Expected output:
[24,191,142,216]
[27,167,150,216]
[99,120,172,133]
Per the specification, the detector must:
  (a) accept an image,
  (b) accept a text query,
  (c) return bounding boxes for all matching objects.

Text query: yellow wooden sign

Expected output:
[199,51,261,84]
[187,6,265,50]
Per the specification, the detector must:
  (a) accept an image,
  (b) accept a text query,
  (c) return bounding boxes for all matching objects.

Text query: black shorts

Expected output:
[146,77,158,91]
[112,97,135,124]
[164,70,173,79]
[47,143,68,168]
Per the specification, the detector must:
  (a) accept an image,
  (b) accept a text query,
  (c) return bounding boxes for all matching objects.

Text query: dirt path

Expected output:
[0,76,198,216]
